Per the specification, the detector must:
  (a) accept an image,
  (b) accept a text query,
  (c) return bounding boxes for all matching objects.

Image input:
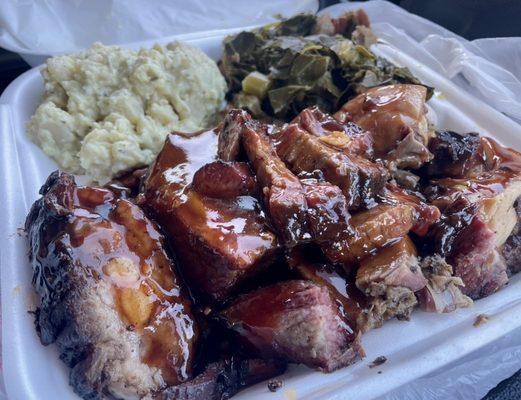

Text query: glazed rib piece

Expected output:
[426,175,521,298]
[221,280,363,372]
[143,129,279,302]
[25,171,198,399]
[301,179,352,244]
[273,123,388,209]
[335,84,433,168]
[241,122,311,246]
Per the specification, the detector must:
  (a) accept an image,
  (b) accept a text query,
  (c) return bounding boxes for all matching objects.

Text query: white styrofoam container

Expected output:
[2,17,521,400]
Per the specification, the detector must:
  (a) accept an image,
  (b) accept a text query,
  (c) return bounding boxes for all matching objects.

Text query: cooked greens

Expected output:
[220,12,431,120]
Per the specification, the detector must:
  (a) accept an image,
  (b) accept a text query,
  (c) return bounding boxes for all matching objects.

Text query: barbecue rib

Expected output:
[25,172,198,399]
[142,129,279,302]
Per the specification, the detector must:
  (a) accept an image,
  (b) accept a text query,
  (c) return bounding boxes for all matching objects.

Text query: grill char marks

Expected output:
[321,204,416,267]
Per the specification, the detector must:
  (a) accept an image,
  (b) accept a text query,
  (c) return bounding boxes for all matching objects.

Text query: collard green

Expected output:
[220,12,432,120]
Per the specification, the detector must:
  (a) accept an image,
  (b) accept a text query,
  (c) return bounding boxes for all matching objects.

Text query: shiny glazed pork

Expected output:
[25,172,198,398]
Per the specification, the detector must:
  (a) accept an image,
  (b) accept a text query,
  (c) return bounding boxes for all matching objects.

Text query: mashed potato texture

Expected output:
[28,42,226,183]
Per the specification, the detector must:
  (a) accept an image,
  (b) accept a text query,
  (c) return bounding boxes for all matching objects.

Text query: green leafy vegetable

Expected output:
[220,12,433,120]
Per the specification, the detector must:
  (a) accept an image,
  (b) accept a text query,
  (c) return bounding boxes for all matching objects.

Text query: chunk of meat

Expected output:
[387,131,433,169]
[192,161,257,199]
[383,182,440,236]
[160,358,286,400]
[25,172,198,399]
[426,171,521,298]
[292,106,373,157]
[335,84,433,167]
[287,247,363,332]
[221,280,363,372]
[451,216,508,299]
[356,236,427,294]
[218,109,251,161]
[301,179,352,243]
[274,124,388,209]
[143,130,279,302]
[323,204,416,265]
[313,9,370,37]
[416,255,472,313]
[242,123,310,245]
[425,134,521,288]
[426,131,484,178]
[356,237,426,329]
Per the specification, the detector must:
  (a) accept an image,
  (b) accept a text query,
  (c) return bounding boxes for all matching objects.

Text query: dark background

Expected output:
[0,0,520,398]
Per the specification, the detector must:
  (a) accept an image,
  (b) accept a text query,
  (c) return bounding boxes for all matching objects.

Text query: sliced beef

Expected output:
[221,280,363,372]
[241,122,310,246]
[160,358,286,400]
[335,84,433,167]
[192,161,257,199]
[143,129,279,302]
[25,172,198,399]
[416,255,472,313]
[292,106,373,157]
[287,247,363,332]
[356,237,426,329]
[274,123,387,209]
[218,109,251,161]
[323,204,416,265]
